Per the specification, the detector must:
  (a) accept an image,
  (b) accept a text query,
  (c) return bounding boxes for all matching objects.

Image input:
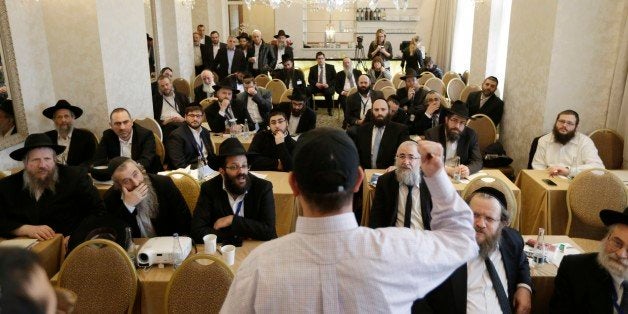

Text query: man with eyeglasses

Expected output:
[277,87,316,135]
[424,101,482,179]
[551,207,628,313]
[166,105,215,169]
[191,137,277,244]
[248,108,296,171]
[532,109,604,177]
[370,140,433,230]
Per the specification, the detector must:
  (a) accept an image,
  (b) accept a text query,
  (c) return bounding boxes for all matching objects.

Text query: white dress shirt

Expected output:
[253,44,261,69]
[445,140,458,163]
[220,169,478,313]
[532,132,605,174]
[222,180,246,217]
[246,94,264,124]
[161,95,182,120]
[467,248,509,313]
[189,126,208,159]
[395,182,424,230]
[212,44,220,58]
[275,47,285,69]
[194,45,203,66]
[119,130,133,158]
[288,115,300,134]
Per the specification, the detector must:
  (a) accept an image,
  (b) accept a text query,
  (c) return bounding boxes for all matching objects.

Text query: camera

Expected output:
[356,36,363,43]
[356,36,364,49]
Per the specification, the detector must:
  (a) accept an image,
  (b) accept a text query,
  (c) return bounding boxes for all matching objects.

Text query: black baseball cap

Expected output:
[293,128,359,194]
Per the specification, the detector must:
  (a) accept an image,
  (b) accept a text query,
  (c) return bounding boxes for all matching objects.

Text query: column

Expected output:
[192,0,229,39]
[154,0,194,81]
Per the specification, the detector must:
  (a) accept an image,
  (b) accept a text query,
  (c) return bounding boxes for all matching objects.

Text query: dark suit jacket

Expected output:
[202,42,227,71]
[307,63,337,92]
[191,174,277,243]
[246,42,276,74]
[409,107,447,136]
[235,87,272,130]
[369,171,432,230]
[354,121,409,169]
[466,91,504,126]
[103,174,191,238]
[248,129,296,171]
[424,124,483,175]
[45,128,97,167]
[194,85,214,105]
[277,102,317,134]
[93,124,162,174]
[0,165,105,237]
[550,253,614,314]
[334,69,362,95]
[397,86,428,115]
[364,108,409,126]
[272,45,293,63]
[272,69,306,90]
[346,90,385,126]
[152,92,189,125]
[214,47,247,80]
[204,99,251,133]
[425,227,532,314]
[166,125,215,169]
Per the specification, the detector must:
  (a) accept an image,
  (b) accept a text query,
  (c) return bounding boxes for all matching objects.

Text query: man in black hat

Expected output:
[166,105,215,170]
[152,74,189,139]
[466,76,504,126]
[551,207,628,313]
[272,54,305,90]
[104,157,191,238]
[221,127,477,312]
[424,100,482,178]
[0,99,16,138]
[92,108,162,174]
[191,137,276,244]
[425,182,532,314]
[272,30,293,70]
[307,51,337,116]
[277,87,316,135]
[43,99,96,167]
[346,74,384,127]
[204,79,250,133]
[246,29,276,77]
[248,108,296,171]
[0,133,104,241]
[396,68,428,116]
[214,36,247,80]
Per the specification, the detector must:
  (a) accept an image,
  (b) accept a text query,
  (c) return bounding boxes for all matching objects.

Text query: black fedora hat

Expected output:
[446,100,470,120]
[281,53,294,63]
[274,29,290,39]
[288,88,308,102]
[400,68,421,80]
[42,100,83,120]
[600,207,628,226]
[210,137,256,170]
[0,99,14,116]
[68,212,130,253]
[212,79,240,94]
[236,32,250,40]
[9,133,66,161]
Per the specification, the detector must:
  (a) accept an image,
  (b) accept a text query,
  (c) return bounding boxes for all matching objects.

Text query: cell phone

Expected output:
[542,179,557,186]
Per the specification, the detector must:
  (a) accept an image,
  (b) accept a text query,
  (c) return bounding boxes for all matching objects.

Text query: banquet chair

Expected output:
[172,78,191,98]
[167,171,200,214]
[392,72,403,89]
[254,74,271,88]
[442,71,461,90]
[466,114,497,152]
[589,128,624,169]
[164,254,234,314]
[380,86,396,99]
[134,117,163,142]
[566,169,627,251]
[424,77,446,95]
[418,71,435,85]
[461,70,469,84]
[154,133,166,166]
[460,84,481,103]
[447,78,466,102]
[462,175,518,227]
[265,79,288,106]
[199,98,216,112]
[397,80,406,89]
[527,135,544,169]
[373,78,394,91]
[279,89,293,103]
[57,239,138,314]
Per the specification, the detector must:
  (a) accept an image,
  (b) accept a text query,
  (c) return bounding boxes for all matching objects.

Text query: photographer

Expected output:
[368,29,393,70]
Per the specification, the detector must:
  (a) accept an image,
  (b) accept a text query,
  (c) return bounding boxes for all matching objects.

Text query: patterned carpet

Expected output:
[314,108,344,129]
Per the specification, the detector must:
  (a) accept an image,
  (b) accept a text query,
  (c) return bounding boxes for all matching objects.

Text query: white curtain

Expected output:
[428,0,457,72]
[605,5,628,169]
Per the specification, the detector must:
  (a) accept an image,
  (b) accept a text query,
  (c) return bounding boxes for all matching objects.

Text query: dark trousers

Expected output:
[307,85,334,112]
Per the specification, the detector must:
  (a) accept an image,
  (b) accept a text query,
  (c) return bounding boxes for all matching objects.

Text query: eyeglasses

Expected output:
[269,119,286,125]
[224,164,250,171]
[395,154,420,161]
[556,119,576,127]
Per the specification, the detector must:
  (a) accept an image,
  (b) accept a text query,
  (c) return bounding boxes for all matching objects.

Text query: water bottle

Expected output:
[124,227,136,265]
[533,228,546,265]
[452,156,461,183]
[224,119,230,134]
[197,156,206,181]
[243,119,250,140]
[172,233,183,269]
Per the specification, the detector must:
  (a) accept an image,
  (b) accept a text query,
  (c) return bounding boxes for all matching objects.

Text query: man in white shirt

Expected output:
[152,75,189,139]
[235,74,272,131]
[221,127,478,313]
[193,32,204,75]
[532,109,604,177]
[425,183,532,314]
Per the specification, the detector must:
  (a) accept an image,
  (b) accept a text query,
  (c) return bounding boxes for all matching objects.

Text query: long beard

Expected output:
[358,86,370,96]
[477,225,503,259]
[202,84,214,93]
[135,174,159,219]
[552,126,576,145]
[446,127,461,142]
[23,166,59,197]
[395,167,421,186]
[224,173,251,196]
[373,115,390,127]
[291,108,302,117]
[56,125,73,138]
[597,242,628,280]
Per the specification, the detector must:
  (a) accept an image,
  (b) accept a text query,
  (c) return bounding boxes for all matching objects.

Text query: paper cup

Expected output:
[220,245,236,266]
[203,234,217,254]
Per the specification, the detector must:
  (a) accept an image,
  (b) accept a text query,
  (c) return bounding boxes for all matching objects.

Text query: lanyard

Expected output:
[361,95,370,115]
[196,135,206,163]
[610,281,624,314]
[163,97,177,111]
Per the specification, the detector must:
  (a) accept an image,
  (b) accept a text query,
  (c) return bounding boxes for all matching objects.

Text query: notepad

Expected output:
[0,238,38,249]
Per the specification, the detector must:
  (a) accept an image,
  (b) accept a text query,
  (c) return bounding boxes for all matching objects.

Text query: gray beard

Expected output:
[202,84,214,94]
[135,174,159,219]
[478,226,503,259]
[395,167,421,186]
[56,125,74,138]
[597,242,628,280]
[23,166,59,198]
[344,68,354,77]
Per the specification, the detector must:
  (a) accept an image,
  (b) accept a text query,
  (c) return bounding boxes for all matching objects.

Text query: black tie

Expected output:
[485,258,512,314]
[621,281,628,313]
[404,185,413,228]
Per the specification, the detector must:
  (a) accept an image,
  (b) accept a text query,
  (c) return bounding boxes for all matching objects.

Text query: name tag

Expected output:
[296,80,303,85]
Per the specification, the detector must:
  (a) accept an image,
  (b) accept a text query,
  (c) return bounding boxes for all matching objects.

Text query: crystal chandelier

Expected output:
[244,0,359,12]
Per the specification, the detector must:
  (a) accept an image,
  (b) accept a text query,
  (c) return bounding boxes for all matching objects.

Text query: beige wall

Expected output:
[242,4,275,44]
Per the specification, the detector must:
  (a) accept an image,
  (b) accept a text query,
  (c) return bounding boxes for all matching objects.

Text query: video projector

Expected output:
[137,236,193,267]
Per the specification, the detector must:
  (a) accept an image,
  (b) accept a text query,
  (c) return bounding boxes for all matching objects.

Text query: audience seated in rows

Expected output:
[43,100,96,167]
